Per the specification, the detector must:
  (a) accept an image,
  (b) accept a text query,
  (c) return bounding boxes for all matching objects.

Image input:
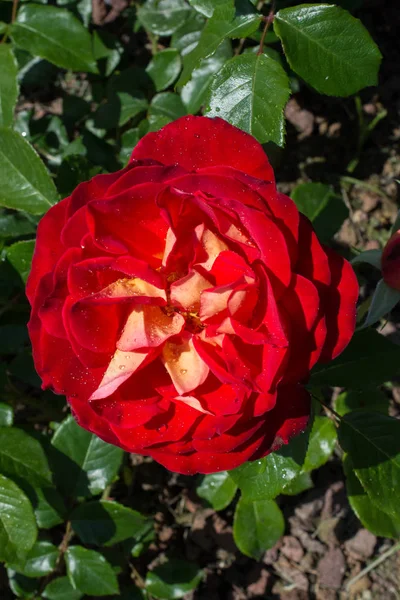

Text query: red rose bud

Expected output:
[27,116,358,474]
[382,230,400,291]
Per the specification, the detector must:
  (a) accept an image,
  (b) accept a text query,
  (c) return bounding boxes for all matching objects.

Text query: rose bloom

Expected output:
[27,116,358,474]
[382,230,400,291]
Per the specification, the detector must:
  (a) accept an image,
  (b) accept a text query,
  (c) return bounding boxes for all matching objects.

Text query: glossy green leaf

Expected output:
[233,497,284,560]
[10,541,58,577]
[0,402,13,426]
[138,0,191,36]
[7,569,38,599]
[362,279,400,328]
[11,5,98,73]
[6,240,35,282]
[147,48,182,92]
[343,455,400,539]
[291,182,348,243]
[207,52,290,146]
[171,10,205,55]
[181,39,232,114]
[119,128,140,165]
[188,0,230,18]
[0,474,37,563]
[71,500,152,546]
[178,4,261,86]
[281,471,313,496]
[338,411,400,520]
[118,586,146,600]
[351,248,382,270]
[230,427,309,500]
[275,4,382,96]
[65,546,119,596]
[196,472,237,511]
[335,388,389,417]
[303,416,337,472]
[51,415,124,498]
[43,576,83,600]
[310,328,400,388]
[28,486,67,529]
[149,92,187,121]
[145,559,203,600]
[0,45,18,127]
[0,427,52,487]
[0,212,36,240]
[0,128,58,213]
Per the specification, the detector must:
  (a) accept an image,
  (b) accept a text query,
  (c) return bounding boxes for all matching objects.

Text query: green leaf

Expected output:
[118,586,146,600]
[338,411,400,520]
[196,472,237,511]
[119,128,140,165]
[71,500,152,547]
[188,0,230,18]
[178,4,261,87]
[0,45,18,127]
[291,182,348,243]
[0,128,58,213]
[0,474,37,563]
[0,402,13,426]
[65,546,119,596]
[303,416,337,472]
[10,541,58,577]
[0,427,52,487]
[0,325,28,354]
[233,497,284,560]
[207,52,290,146]
[28,486,67,529]
[310,328,400,388]
[351,248,382,270]
[335,388,389,417]
[6,240,35,282]
[0,212,36,240]
[43,576,83,600]
[274,4,382,97]
[51,415,124,498]
[145,559,203,600]
[362,279,400,328]
[181,39,232,114]
[138,0,191,36]
[146,48,182,92]
[230,427,309,500]
[148,92,187,131]
[7,569,38,599]
[343,455,400,539]
[281,471,313,496]
[11,5,98,73]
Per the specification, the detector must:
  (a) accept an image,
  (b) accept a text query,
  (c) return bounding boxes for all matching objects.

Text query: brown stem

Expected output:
[1,0,19,44]
[257,8,275,56]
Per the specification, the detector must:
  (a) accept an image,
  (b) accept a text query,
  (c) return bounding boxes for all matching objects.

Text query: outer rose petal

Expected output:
[131,116,274,182]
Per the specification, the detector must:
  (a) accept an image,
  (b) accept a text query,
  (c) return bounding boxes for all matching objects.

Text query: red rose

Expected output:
[27,116,358,474]
[382,230,400,291]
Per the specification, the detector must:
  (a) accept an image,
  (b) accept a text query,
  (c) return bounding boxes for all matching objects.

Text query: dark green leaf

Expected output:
[6,240,35,282]
[230,428,309,500]
[281,471,313,496]
[0,44,18,127]
[0,128,58,213]
[275,4,382,96]
[51,415,123,498]
[65,546,119,596]
[178,4,261,86]
[0,474,37,563]
[145,559,203,600]
[28,486,67,529]
[138,0,191,36]
[0,427,52,487]
[196,472,237,511]
[71,500,152,546]
[188,0,230,18]
[10,541,58,577]
[310,329,400,388]
[338,411,400,520]
[343,455,400,539]
[362,279,400,328]
[149,92,187,121]
[0,325,28,354]
[233,497,284,560]
[7,570,38,599]
[117,586,146,600]
[351,248,382,270]
[181,40,232,114]
[303,416,337,472]
[0,402,13,426]
[335,388,389,417]
[171,10,205,55]
[147,48,182,92]
[43,576,83,600]
[207,52,290,146]
[11,5,98,73]
[0,212,36,240]
[291,182,348,243]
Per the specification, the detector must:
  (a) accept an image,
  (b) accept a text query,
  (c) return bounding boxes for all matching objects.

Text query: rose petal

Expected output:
[90,349,150,400]
[162,334,210,394]
[117,305,185,351]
